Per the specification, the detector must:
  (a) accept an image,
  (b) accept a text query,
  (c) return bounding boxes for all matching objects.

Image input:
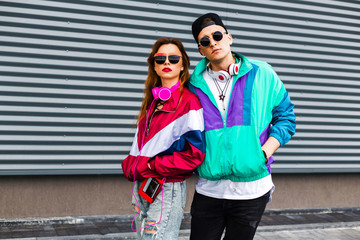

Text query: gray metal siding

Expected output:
[0,0,359,175]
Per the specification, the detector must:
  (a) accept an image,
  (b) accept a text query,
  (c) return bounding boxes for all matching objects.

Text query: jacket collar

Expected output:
[190,52,253,88]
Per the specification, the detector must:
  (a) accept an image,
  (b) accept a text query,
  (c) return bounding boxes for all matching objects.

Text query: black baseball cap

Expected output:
[192,13,228,43]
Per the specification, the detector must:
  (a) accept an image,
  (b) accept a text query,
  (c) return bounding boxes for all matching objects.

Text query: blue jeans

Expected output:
[132,180,186,240]
[190,191,270,240]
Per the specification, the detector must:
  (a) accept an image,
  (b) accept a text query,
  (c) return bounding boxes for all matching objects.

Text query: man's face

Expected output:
[197,24,233,63]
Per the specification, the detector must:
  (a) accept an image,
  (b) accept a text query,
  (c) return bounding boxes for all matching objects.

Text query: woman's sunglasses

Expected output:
[154,55,181,64]
[199,31,226,47]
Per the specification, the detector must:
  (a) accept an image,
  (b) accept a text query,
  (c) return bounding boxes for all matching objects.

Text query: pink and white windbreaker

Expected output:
[122,87,205,183]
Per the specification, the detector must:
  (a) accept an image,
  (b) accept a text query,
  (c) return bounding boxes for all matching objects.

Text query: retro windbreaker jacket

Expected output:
[122,87,205,183]
[189,52,296,182]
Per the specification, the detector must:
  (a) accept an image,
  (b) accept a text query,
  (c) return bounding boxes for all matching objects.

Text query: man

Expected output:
[189,13,296,240]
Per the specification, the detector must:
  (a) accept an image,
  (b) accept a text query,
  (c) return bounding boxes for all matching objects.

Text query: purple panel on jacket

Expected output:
[226,73,248,127]
[260,125,274,173]
[195,88,223,131]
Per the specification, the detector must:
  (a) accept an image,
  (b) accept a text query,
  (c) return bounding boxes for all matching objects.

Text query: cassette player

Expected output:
[138,177,164,203]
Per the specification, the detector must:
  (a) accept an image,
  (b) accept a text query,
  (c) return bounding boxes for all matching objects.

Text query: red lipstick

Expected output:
[162,68,172,72]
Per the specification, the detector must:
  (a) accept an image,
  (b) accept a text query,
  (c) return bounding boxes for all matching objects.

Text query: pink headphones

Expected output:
[152,81,180,101]
[207,61,241,82]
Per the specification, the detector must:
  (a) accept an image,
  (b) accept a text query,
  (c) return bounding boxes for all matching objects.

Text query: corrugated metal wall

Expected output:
[0,0,359,175]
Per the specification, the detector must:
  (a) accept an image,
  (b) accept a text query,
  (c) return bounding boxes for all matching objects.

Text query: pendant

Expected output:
[222,100,226,111]
[219,94,225,101]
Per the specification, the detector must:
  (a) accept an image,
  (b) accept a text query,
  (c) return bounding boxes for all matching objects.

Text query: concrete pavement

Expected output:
[1,207,360,239]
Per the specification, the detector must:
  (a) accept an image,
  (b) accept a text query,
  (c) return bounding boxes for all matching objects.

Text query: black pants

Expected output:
[190,191,270,240]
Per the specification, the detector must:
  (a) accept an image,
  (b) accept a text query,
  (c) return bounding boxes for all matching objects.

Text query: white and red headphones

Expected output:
[207,61,241,82]
[152,80,180,101]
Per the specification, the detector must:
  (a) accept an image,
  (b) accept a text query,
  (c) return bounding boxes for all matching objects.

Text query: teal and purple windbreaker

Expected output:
[189,52,296,182]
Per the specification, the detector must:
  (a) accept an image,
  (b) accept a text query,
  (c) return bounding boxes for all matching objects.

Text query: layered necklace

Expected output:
[212,77,231,111]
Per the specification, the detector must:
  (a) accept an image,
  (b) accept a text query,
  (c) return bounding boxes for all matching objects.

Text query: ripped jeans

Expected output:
[132,180,186,240]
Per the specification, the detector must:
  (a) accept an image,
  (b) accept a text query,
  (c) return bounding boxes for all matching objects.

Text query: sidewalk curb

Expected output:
[257,221,360,232]
[0,215,134,227]
[264,207,360,216]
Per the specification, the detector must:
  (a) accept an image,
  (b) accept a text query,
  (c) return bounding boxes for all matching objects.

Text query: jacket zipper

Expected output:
[146,109,174,136]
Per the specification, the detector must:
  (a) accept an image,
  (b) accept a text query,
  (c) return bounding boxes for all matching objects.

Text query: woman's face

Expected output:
[154,43,184,85]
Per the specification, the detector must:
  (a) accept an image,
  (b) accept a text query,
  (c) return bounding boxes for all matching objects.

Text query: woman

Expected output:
[122,38,205,240]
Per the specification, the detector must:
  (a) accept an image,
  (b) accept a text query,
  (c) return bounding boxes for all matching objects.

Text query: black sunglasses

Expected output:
[199,31,226,47]
[154,55,181,64]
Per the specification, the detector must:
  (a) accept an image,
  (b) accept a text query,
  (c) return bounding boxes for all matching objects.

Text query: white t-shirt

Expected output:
[195,70,274,200]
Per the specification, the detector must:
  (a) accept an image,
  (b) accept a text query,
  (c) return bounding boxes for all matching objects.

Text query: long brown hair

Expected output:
[137,38,190,121]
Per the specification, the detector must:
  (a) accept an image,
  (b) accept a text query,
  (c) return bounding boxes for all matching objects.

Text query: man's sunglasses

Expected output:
[199,31,226,47]
[154,55,181,64]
